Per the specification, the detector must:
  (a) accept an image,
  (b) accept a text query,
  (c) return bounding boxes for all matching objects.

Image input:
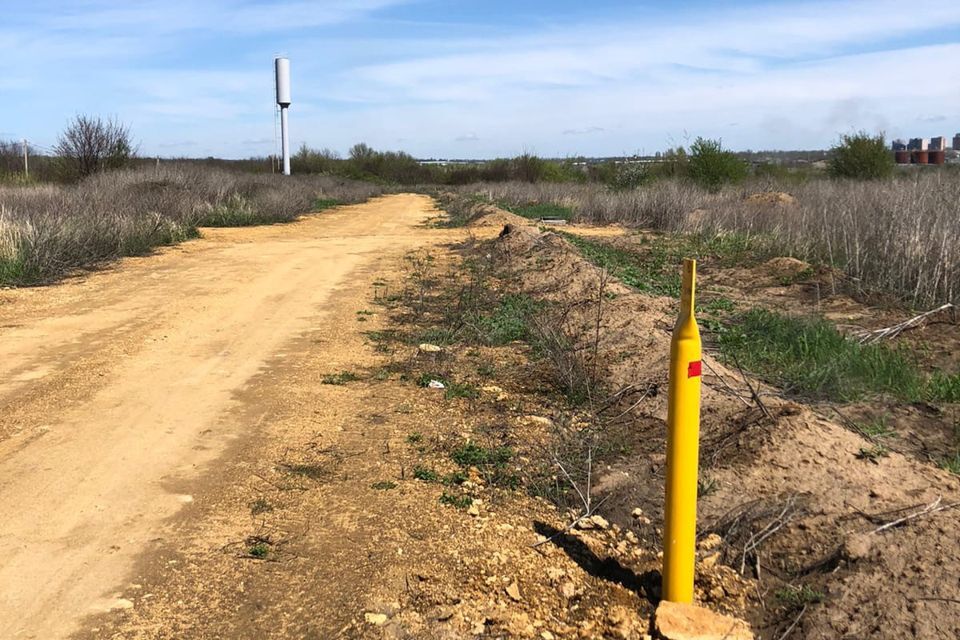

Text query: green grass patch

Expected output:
[927,371,960,403]
[466,294,541,345]
[371,481,397,491]
[413,465,439,482]
[406,432,424,444]
[450,442,519,488]
[561,232,682,297]
[322,371,361,385]
[717,309,924,402]
[941,453,960,475]
[451,442,513,468]
[0,255,34,285]
[561,230,781,299]
[313,197,340,211]
[858,415,895,439]
[504,202,574,221]
[248,543,270,559]
[439,492,473,509]
[775,585,825,609]
[445,381,480,400]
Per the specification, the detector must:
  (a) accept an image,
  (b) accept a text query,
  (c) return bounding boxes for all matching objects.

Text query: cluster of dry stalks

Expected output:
[466,172,960,307]
[0,165,383,284]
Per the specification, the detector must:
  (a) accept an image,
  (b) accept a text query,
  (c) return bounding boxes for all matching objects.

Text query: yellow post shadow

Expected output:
[662,258,703,603]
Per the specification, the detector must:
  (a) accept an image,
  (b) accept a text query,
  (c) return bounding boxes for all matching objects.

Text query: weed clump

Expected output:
[451,442,519,489]
[439,492,473,509]
[321,371,361,385]
[249,498,273,516]
[775,584,825,610]
[413,466,439,482]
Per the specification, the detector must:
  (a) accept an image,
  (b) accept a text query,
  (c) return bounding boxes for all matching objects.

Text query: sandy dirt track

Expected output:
[0,194,442,639]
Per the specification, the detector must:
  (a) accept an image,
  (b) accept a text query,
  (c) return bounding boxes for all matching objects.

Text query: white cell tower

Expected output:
[275,57,292,176]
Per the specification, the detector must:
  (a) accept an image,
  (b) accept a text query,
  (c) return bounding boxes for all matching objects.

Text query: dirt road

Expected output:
[0,194,443,639]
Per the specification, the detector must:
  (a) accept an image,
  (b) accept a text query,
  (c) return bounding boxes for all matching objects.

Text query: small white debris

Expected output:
[418,343,443,353]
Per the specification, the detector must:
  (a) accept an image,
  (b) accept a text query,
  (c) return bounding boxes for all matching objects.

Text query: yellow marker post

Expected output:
[662,258,703,603]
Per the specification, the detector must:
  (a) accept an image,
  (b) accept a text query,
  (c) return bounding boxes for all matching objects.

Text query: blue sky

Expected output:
[2,0,959,158]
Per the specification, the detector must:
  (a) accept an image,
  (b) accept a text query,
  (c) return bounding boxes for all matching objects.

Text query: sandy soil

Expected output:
[0,195,447,639]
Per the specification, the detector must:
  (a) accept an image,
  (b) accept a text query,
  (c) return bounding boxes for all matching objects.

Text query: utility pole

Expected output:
[22,139,29,178]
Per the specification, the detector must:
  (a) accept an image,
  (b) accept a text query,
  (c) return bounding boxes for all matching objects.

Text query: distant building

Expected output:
[907,138,929,151]
[954,134,960,151]
[930,136,947,151]
[892,139,907,151]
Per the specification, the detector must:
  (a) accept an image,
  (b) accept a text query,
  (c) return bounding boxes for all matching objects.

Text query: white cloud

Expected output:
[4,0,959,156]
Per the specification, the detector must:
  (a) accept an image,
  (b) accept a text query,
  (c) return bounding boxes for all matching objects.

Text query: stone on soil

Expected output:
[654,601,753,640]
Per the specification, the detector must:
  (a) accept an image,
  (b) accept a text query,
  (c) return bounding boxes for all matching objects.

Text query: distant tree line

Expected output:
[0,114,915,187]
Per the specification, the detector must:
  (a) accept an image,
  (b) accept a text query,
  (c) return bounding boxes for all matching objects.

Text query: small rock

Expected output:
[559,581,578,599]
[467,503,480,517]
[505,581,522,602]
[625,531,639,544]
[482,385,504,394]
[541,632,555,640]
[364,612,388,626]
[525,416,553,427]
[655,601,753,640]
[708,586,725,601]
[698,533,723,551]
[631,508,644,519]
[699,553,720,569]
[418,343,443,353]
[109,599,134,611]
[843,533,873,561]
[590,515,610,530]
[546,566,566,582]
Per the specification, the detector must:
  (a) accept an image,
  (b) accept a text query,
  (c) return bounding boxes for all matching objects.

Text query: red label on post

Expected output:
[687,360,702,378]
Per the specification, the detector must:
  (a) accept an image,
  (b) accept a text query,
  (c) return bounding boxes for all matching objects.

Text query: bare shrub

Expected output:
[459,172,960,307]
[54,115,137,180]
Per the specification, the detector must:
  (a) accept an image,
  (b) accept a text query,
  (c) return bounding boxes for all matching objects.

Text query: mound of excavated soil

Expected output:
[746,191,797,207]
[764,256,811,278]
[468,205,532,228]
[494,224,960,640]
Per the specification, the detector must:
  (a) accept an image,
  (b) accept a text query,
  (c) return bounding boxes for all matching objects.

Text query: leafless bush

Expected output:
[0,164,384,284]
[459,172,960,307]
[54,115,137,180]
[0,140,24,175]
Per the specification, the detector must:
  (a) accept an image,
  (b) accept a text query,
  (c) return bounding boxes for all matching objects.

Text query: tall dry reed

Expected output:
[0,165,384,285]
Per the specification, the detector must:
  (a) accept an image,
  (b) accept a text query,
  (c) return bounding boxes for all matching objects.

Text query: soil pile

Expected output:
[468,204,533,228]
[494,224,960,639]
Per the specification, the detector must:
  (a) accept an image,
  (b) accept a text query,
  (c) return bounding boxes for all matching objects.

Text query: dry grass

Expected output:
[0,165,384,285]
[462,172,960,307]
